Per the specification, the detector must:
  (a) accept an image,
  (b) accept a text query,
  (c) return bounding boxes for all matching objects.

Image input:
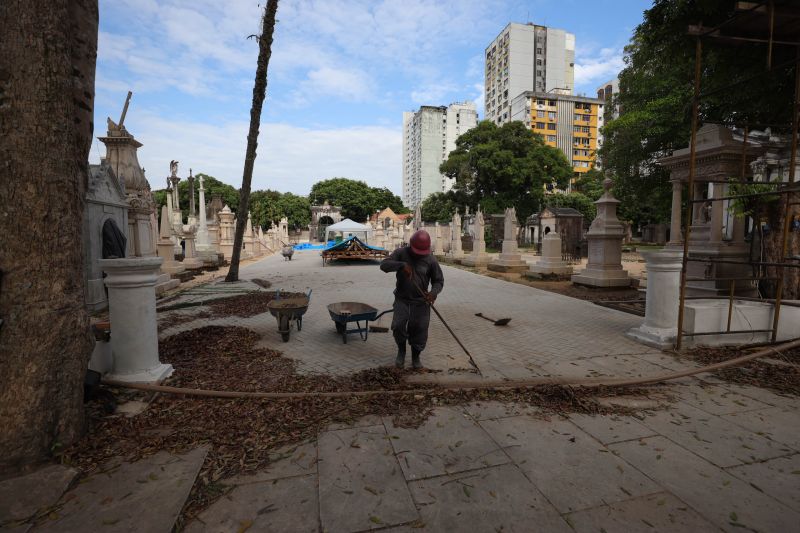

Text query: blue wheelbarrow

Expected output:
[327,302,393,344]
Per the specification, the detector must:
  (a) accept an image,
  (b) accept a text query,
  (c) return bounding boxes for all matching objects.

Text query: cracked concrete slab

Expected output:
[32,447,207,533]
[0,464,77,527]
[408,463,571,532]
[184,474,318,533]
[479,415,660,513]
[565,492,719,532]
[317,425,417,531]
[638,403,792,467]
[384,407,508,481]
[609,436,800,532]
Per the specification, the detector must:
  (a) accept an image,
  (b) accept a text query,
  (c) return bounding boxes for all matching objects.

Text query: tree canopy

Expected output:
[309,177,407,222]
[440,120,573,222]
[599,0,796,227]
[153,173,309,230]
[420,191,465,223]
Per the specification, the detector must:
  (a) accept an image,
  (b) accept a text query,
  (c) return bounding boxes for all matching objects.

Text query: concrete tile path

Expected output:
[159,250,671,381]
[151,252,800,532]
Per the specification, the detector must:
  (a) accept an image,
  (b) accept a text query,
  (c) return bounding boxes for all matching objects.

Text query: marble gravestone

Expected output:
[488,207,528,273]
[525,232,573,279]
[462,206,490,267]
[447,210,464,260]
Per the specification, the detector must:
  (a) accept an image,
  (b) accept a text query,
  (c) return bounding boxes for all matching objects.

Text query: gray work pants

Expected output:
[391,299,431,352]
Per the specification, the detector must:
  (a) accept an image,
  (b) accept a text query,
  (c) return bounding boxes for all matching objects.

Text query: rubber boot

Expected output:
[411,349,422,369]
[395,343,406,368]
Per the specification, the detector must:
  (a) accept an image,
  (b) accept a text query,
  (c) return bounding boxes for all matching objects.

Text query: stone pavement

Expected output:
[152,251,800,532]
[4,251,799,532]
[159,250,682,381]
[184,381,799,532]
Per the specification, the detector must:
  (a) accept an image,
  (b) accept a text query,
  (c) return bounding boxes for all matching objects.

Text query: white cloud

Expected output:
[574,46,624,93]
[471,83,485,118]
[290,66,376,106]
[94,111,402,195]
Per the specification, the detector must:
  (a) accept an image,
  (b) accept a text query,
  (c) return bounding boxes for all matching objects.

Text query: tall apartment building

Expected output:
[402,102,478,209]
[485,22,575,125]
[596,78,620,119]
[595,78,619,158]
[510,91,604,185]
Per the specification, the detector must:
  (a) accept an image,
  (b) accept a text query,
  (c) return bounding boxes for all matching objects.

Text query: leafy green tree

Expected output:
[275,192,311,229]
[153,173,239,222]
[544,192,597,223]
[440,120,572,221]
[310,177,406,221]
[600,0,795,228]
[420,191,461,223]
[249,189,282,228]
[572,168,605,201]
[369,187,410,215]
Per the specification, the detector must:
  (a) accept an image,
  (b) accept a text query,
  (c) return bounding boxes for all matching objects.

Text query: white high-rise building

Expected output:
[402,101,478,209]
[485,22,575,125]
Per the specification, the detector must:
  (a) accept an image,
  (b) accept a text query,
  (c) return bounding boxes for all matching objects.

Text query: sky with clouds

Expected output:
[93,0,652,196]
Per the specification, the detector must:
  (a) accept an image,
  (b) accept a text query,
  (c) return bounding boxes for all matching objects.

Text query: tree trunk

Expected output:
[226,0,279,282]
[0,0,97,470]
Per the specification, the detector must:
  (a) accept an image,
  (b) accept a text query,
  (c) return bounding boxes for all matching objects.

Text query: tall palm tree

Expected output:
[226,0,279,282]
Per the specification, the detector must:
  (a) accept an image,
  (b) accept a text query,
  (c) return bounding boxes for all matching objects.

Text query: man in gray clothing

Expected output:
[380,230,444,369]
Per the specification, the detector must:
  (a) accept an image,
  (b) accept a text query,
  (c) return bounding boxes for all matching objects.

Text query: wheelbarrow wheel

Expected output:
[297,316,302,331]
[335,322,345,334]
[279,314,290,342]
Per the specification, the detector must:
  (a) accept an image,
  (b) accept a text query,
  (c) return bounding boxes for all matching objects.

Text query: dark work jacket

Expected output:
[380,247,444,304]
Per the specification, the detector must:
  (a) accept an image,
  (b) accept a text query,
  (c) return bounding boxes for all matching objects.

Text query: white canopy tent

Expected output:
[324,218,373,243]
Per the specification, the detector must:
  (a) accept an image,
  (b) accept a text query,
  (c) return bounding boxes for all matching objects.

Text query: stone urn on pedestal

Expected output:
[572,178,631,287]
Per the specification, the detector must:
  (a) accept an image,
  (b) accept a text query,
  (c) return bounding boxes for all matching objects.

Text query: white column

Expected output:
[668,180,682,245]
[626,249,683,349]
[196,176,211,251]
[100,257,173,383]
[710,183,724,243]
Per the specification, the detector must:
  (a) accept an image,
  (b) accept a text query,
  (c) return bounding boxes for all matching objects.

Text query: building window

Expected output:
[548,112,556,120]
[536,122,545,129]
[547,135,556,142]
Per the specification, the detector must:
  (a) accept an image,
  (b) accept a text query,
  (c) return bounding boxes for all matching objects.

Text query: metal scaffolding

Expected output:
[675,1,800,349]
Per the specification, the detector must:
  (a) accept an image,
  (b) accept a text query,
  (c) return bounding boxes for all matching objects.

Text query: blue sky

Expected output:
[93,0,652,195]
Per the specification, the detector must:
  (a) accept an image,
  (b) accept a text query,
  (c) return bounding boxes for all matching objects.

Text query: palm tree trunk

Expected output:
[226,0,279,282]
[0,0,98,469]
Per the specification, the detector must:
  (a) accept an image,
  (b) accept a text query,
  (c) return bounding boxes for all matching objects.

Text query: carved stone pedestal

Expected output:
[100,258,173,383]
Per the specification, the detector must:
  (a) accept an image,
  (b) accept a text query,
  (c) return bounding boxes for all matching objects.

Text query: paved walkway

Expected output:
[184,382,799,532]
[160,250,684,381]
[159,252,799,531]
[5,251,798,532]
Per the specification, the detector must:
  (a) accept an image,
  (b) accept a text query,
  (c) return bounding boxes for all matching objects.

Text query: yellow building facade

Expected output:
[510,91,604,187]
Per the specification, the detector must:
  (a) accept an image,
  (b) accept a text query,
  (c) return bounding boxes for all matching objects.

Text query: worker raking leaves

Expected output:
[380,230,444,369]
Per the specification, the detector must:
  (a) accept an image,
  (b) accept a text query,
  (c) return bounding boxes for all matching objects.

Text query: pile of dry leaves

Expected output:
[63,325,650,524]
[682,344,800,396]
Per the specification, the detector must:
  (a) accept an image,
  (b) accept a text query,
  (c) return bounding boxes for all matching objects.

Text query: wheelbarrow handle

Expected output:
[374,309,394,320]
